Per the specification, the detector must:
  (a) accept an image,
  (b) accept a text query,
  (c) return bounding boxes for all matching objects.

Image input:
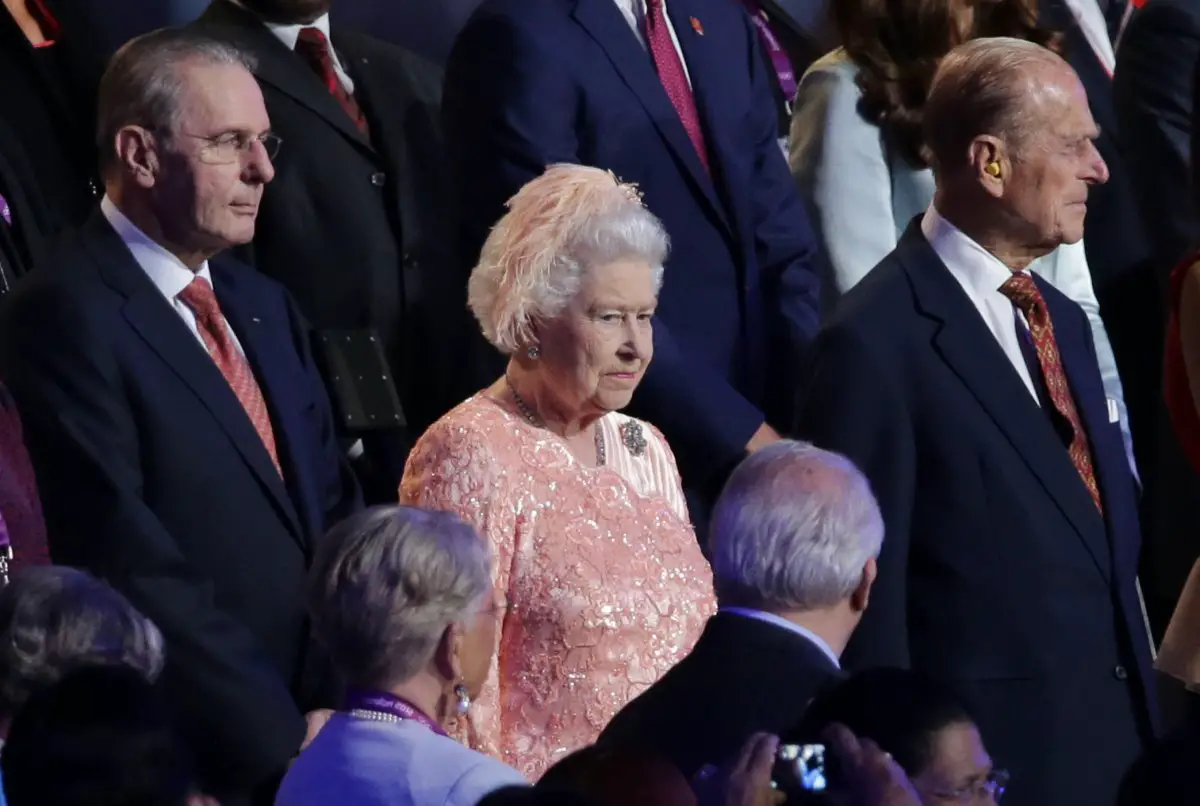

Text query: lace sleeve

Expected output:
[399,421,516,763]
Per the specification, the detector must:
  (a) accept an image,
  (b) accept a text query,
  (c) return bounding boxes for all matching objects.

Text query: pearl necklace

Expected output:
[506,377,606,466]
[348,708,403,724]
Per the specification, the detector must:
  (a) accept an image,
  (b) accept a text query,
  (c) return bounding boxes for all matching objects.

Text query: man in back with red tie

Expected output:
[795,37,1156,806]
[442,0,822,535]
[0,28,361,806]
[190,0,472,502]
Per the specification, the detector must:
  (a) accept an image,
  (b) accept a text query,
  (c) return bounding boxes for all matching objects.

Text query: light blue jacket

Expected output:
[788,50,1137,474]
[276,714,526,806]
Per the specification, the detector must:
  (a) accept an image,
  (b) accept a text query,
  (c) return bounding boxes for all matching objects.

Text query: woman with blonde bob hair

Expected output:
[400,164,715,779]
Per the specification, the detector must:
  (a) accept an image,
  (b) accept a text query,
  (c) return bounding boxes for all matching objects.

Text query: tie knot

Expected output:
[177,276,221,322]
[296,27,332,62]
[998,273,1043,315]
[297,26,328,48]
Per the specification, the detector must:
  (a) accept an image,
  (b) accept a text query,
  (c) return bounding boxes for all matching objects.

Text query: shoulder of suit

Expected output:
[334,28,444,82]
[466,0,575,27]
[209,252,289,301]
[841,254,911,308]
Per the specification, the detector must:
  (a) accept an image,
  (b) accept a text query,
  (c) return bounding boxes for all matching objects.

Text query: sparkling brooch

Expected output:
[620,421,647,457]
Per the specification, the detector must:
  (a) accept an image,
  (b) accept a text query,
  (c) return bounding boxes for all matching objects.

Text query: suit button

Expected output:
[1113,665,1128,681]
[370,171,386,187]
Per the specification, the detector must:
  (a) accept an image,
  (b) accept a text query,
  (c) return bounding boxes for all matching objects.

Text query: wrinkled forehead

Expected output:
[174,61,269,133]
[1030,64,1097,137]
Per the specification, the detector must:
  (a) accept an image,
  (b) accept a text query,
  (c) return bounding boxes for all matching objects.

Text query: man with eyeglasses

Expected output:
[0,28,362,806]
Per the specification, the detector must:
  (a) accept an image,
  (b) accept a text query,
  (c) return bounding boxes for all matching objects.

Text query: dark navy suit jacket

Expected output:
[444,0,822,498]
[795,222,1157,806]
[0,213,362,804]
[598,612,841,780]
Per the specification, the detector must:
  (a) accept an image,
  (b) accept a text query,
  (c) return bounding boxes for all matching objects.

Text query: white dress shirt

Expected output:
[921,206,1041,404]
[100,197,245,357]
[1063,0,1116,74]
[721,607,841,668]
[611,0,692,87]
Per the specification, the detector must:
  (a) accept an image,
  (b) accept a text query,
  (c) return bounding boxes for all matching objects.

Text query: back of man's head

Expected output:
[922,36,1067,177]
[1,666,204,806]
[708,440,883,613]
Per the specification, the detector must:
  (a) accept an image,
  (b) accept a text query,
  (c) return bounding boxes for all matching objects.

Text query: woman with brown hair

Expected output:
[787,0,1135,466]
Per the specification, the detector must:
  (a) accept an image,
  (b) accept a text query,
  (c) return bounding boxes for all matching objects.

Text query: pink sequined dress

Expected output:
[399,394,716,779]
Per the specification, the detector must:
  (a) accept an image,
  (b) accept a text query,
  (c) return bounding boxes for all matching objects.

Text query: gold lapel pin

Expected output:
[690,16,704,34]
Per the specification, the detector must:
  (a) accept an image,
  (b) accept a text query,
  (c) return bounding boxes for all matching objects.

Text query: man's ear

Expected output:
[115,125,160,189]
[849,556,877,613]
[968,136,1007,198]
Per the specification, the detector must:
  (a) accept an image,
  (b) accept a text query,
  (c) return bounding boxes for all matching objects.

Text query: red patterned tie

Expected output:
[1000,274,1102,513]
[295,27,371,139]
[644,0,709,171]
[177,277,282,476]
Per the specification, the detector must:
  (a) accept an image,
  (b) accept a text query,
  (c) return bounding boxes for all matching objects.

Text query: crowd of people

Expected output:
[1,0,1199,804]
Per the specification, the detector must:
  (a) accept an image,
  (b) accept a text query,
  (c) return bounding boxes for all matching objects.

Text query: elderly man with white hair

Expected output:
[599,439,881,781]
[797,36,1157,806]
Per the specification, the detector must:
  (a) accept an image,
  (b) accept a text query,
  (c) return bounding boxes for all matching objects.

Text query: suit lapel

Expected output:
[570,0,731,233]
[210,261,311,548]
[197,0,373,155]
[335,34,410,172]
[81,215,306,548]
[1039,279,1132,572]
[897,225,1111,580]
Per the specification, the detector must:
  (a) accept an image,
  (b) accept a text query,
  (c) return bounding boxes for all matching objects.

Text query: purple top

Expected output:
[0,385,49,582]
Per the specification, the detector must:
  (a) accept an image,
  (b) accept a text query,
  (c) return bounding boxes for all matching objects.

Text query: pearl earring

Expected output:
[453,683,471,716]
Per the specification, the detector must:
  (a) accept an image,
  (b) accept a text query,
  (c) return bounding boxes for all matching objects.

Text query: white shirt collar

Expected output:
[720,607,841,668]
[100,196,213,300]
[225,0,334,51]
[920,204,1029,291]
[611,0,654,40]
[261,11,334,52]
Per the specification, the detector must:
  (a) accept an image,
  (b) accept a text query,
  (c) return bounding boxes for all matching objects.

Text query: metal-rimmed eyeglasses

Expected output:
[179,130,282,164]
[930,769,1010,804]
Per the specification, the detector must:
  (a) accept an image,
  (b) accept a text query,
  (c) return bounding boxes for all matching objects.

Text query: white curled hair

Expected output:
[468,164,669,354]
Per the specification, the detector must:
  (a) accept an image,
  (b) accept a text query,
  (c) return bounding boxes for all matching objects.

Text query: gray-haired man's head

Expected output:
[709,441,882,622]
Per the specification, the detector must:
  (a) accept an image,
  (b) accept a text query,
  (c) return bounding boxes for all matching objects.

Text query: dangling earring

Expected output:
[526,345,541,360]
[453,683,471,716]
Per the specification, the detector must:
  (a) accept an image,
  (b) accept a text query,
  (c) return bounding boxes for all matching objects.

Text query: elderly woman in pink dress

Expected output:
[399,164,716,779]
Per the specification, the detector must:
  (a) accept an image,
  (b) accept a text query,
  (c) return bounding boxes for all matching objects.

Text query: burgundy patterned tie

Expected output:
[295,27,371,139]
[177,277,282,476]
[644,0,709,171]
[1000,274,1102,513]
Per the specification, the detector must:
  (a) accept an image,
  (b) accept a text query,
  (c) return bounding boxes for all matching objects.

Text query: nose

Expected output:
[243,139,276,184]
[1085,141,1108,185]
[622,316,653,363]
